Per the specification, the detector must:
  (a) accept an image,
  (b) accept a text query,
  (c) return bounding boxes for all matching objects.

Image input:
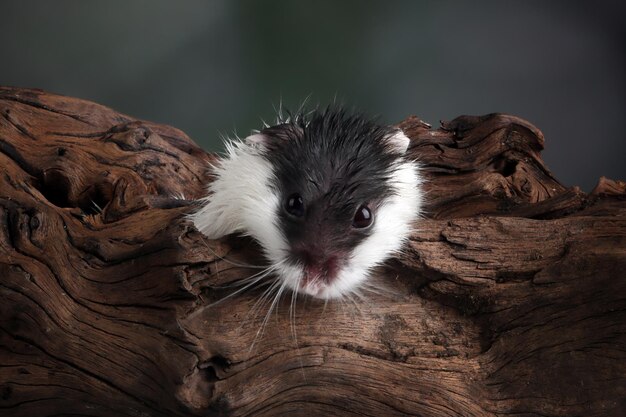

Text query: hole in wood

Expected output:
[493,156,518,177]
[37,170,71,207]
[36,170,113,214]
[79,184,112,215]
[199,354,231,382]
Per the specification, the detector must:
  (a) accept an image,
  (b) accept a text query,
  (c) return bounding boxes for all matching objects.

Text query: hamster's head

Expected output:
[192,108,423,300]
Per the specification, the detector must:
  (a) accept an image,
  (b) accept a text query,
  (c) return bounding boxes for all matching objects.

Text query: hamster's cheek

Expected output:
[244,194,287,261]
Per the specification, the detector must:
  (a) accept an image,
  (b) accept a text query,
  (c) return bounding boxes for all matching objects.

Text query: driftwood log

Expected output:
[0,87,624,417]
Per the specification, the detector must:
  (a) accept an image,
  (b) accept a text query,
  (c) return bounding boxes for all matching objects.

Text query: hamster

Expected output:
[191,107,423,300]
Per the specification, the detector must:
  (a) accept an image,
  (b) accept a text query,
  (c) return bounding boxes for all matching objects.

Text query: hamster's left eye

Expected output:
[352,205,373,228]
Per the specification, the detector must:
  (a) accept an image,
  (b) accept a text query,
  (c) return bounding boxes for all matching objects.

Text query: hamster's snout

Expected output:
[292,248,341,285]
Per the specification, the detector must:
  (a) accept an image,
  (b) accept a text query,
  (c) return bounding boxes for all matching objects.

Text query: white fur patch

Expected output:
[386,130,411,154]
[189,140,288,265]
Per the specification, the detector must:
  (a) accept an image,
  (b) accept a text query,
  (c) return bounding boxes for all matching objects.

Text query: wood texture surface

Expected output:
[0,87,624,416]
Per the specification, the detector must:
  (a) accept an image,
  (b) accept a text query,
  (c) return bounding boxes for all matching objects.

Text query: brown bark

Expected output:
[0,87,624,417]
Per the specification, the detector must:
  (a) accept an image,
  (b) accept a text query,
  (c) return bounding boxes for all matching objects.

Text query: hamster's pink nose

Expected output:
[294,249,340,284]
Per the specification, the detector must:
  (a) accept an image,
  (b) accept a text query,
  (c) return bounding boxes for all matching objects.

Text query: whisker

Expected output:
[246,278,283,321]
[361,281,401,299]
[199,236,265,269]
[206,263,281,307]
[344,292,363,316]
[336,293,347,312]
[290,279,298,346]
[91,200,103,214]
[352,289,367,304]
[243,261,289,325]
[290,275,308,380]
[215,264,277,288]
[354,286,366,297]
[249,278,289,353]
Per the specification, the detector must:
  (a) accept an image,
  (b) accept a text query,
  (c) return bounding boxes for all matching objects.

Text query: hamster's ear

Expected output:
[386,129,411,154]
[245,133,270,148]
[245,124,303,148]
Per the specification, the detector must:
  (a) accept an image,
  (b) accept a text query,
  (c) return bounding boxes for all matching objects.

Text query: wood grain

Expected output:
[1,87,624,416]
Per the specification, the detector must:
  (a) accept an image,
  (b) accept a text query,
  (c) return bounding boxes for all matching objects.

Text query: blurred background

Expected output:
[1,0,624,191]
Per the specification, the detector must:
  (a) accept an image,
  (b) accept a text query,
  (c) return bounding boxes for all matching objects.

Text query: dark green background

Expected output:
[1,1,624,191]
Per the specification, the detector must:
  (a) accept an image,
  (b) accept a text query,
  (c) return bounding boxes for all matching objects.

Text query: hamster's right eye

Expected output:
[285,193,305,217]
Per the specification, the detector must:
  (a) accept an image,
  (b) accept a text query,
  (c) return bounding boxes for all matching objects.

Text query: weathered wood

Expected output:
[0,87,624,416]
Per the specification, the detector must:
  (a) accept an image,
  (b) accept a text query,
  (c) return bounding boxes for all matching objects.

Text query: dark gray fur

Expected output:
[258,107,404,261]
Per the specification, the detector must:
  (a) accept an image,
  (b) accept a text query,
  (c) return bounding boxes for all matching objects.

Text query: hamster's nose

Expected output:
[293,249,339,283]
